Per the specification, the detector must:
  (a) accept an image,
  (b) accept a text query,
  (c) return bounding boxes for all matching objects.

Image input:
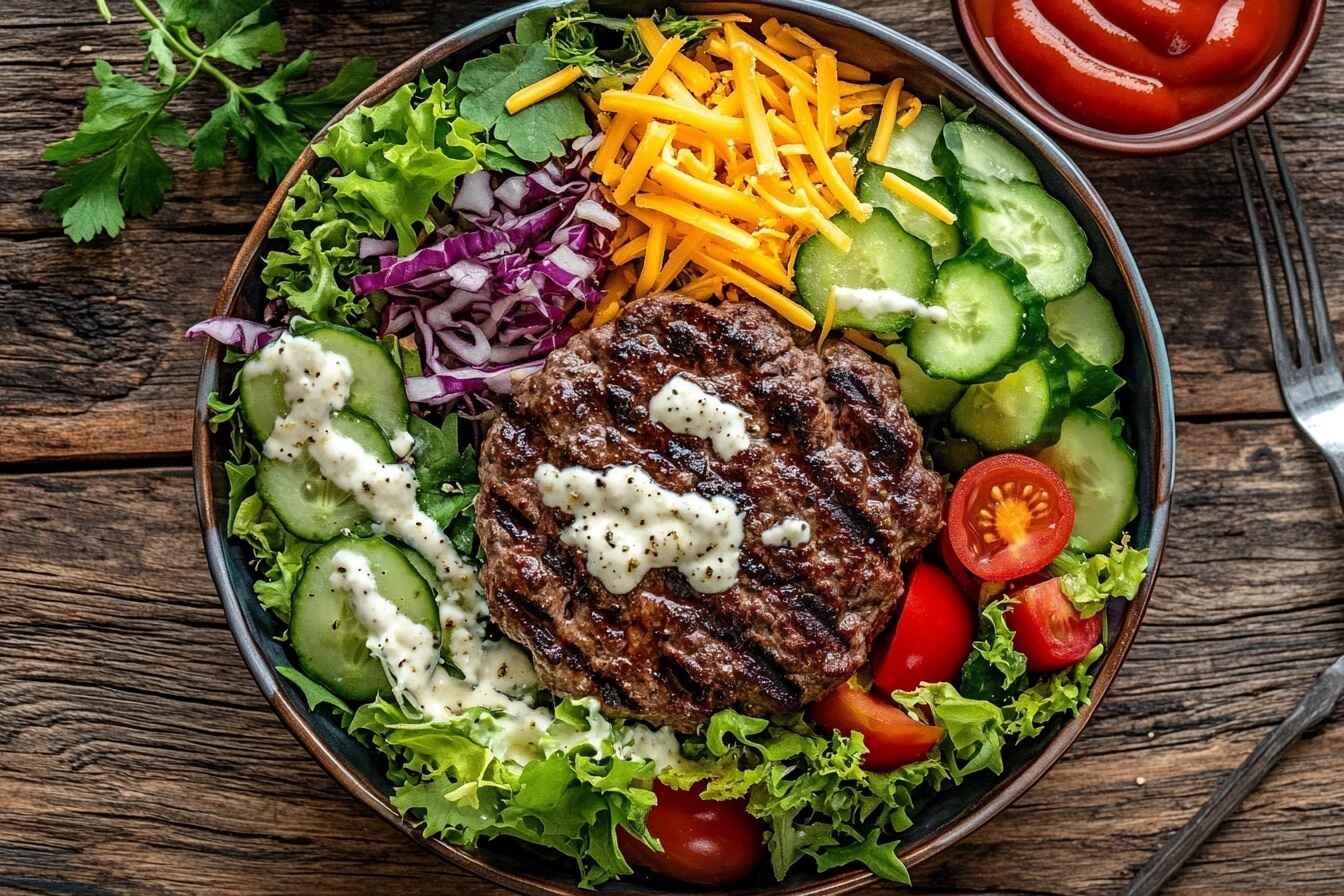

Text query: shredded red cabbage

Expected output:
[186,316,281,354]
[369,136,616,411]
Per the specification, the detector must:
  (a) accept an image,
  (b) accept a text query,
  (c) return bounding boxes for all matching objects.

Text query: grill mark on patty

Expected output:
[493,588,637,710]
[491,496,535,543]
[825,366,877,405]
[738,553,845,647]
[658,571,803,708]
[656,655,709,706]
[604,382,639,427]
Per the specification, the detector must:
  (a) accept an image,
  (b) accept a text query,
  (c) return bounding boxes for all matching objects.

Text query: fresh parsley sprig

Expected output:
[43,0,376,243]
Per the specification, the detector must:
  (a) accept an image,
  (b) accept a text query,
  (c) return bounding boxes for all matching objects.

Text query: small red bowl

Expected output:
[949,0,1327,155]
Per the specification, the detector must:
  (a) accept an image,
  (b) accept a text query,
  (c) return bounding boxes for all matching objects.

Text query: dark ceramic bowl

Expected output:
[193,2,1177,893]
[949,0,1327,156]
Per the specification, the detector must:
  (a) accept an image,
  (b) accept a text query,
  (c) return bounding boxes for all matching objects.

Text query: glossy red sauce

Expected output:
[971,0,1301,134]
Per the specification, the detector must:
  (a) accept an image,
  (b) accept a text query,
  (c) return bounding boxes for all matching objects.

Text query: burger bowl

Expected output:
[193,1,1177,892]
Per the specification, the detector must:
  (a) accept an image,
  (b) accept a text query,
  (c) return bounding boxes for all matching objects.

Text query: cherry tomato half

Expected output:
[808,680,944,771]
[616,781,765,886]
[873,563,975,694]
[948,454,1075,583]
[1004,578,1101,674]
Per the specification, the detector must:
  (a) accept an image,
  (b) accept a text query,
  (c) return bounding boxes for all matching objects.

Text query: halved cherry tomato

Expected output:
[808,680,944,770]
[873,563,975,694]
[616,781,765,886]
[1004,578,1101,673]
[948,454,1075,583]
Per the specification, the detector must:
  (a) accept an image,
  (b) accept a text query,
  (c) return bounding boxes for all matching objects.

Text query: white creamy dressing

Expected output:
[762,517,812,547]
[648,374,751,461]
[249,333,682,769]
[830,286,949,323]
[535,463,745,594]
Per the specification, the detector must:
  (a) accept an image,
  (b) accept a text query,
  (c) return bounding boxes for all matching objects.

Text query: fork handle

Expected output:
[1124,656,1344,896]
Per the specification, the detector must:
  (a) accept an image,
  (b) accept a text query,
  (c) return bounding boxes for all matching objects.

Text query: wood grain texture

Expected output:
[1,0,1342,460]
[2,426,1343,896]
[2,1,1344,895]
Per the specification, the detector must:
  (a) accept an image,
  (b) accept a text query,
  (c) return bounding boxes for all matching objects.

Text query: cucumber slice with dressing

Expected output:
[877,104,945,181]
[1035,409,1139,552]
[935,120,1041,185]
[1045,284,1126,367]
[885,342,965,416]
[241,321,410,444]
[256,410,394,542]
[950,352,1071,451]
[856,166,964,265]
[290,536,440,703]
[793,208,936,338]
[904,242,1047,383]
[960,179,1092,300]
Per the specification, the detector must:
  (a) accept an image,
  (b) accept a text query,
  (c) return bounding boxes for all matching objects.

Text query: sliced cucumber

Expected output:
[936,121,1040,185]
[793,208,935,338]
[1035,409,1138,552]
[886,342,965,416]
[857,166,964,265]
[1045,284,1126,367]
[877,103,945,182]
[257,410,394,542]
[290,536,440,703]
[950,353,1070,451]
[904,242,1047,383]
[241,322,411,443]
[1060,346,1125,408]
[960,179,1091,300]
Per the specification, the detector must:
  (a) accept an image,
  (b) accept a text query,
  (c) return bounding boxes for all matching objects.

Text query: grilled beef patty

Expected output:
[475,294,944,731]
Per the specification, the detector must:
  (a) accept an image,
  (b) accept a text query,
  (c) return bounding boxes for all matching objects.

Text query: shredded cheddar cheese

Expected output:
[817,285,838,349]
[505,65,583,115]
[897,95,923,128]
[881,171,957,224]
[585,16,917,326]
[867,79,905,164]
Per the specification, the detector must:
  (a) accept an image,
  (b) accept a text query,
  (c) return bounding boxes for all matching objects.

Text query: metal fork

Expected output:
[1125,113,1344,896]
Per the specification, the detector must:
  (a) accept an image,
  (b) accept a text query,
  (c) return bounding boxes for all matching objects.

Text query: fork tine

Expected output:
[1264,114,1338,370]
[1244,124,1313,369]
[1232,131,1294,380]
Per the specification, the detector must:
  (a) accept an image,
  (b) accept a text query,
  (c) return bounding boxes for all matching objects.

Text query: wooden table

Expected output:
[3,2,1342,893]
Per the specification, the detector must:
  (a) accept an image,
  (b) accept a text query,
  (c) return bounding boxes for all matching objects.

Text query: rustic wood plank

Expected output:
[2,418,1342,895]
[2,0,1343,462]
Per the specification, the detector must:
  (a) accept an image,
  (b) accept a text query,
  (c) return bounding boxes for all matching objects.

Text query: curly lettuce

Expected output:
[1050,535,1150,618]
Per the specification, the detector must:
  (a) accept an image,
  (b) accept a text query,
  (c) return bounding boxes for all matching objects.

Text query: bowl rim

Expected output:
[948,0,1328,156]
[191,2,1177,893]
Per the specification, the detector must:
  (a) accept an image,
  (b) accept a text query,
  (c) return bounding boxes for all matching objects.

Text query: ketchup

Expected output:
[971,0,1301,134]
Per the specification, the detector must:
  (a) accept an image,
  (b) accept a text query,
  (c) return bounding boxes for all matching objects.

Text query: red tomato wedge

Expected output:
[873,563,975,694]
[938,518,981,596]
[1004,578,1101,673]
[616,781,765,886]
[948,454,1075,583]
[808,680,944,771]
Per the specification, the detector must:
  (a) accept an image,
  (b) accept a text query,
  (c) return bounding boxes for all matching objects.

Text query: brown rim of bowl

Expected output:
[949,0,1327,156]
[192,2,1176,894]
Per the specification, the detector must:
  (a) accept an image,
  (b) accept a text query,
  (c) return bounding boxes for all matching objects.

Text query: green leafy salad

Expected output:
[188,4,1154,889]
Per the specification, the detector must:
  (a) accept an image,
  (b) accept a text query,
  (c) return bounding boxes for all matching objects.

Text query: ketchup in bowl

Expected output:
[970,0,1302,134]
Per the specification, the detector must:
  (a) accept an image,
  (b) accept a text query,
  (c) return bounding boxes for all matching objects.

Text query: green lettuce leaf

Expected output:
[277,664,353,723]
[458,41,590,163]
[665,710,936,884]
[1050,535,1150,618]
[317,78,484,253]
[350,697,657,888]
[1004,643,1104,739]
[409,414,482,562]
[958,599,1028,703]
[890,683,1006,784]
